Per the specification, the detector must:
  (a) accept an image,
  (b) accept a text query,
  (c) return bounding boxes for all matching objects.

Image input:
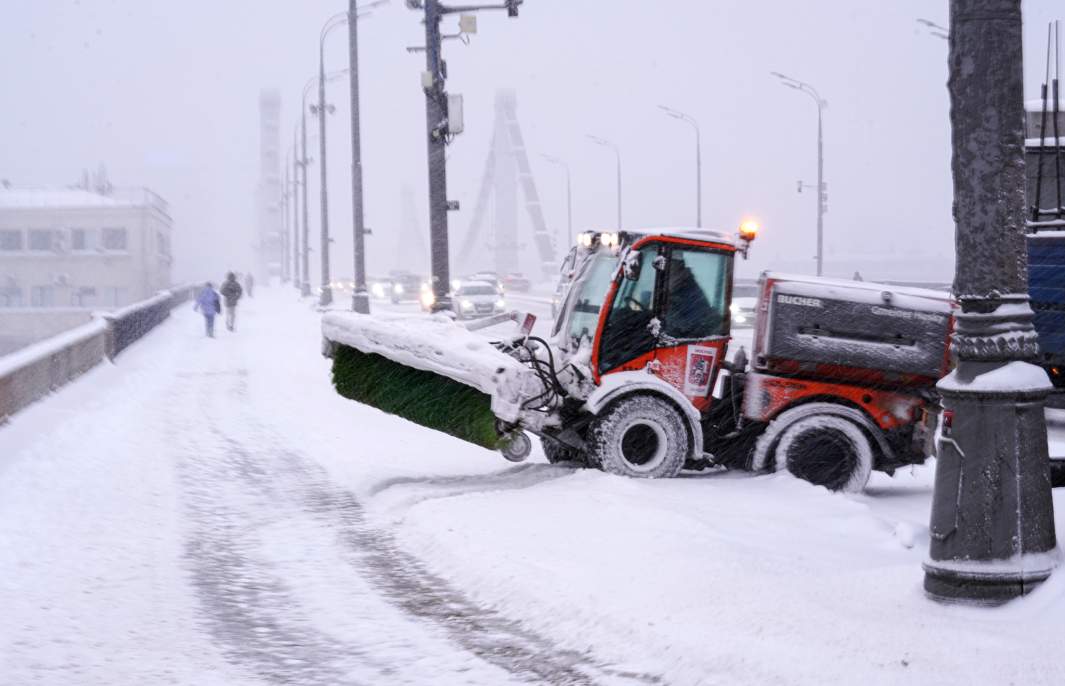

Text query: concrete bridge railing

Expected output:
[0,284,196,423]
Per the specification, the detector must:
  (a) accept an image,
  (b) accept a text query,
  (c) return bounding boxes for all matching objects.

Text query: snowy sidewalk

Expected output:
[1,289,1064,685]
[0,292,646,685]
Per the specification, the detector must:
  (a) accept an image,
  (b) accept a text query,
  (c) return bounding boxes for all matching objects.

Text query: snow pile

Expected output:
[322,311,537,422]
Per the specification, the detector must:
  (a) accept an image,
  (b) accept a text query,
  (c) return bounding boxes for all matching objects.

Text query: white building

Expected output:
[0,186,173,309]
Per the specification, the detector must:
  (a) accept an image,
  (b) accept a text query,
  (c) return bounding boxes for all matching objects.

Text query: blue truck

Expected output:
[1026,97,1065,387]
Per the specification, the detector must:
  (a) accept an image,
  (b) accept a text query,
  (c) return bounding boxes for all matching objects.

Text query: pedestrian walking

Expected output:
[193,282,221,338]
[244,272,255,298]
[220,272,244,332]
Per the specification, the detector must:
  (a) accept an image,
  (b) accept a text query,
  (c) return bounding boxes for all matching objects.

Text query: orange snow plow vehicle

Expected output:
[323,225,954,492]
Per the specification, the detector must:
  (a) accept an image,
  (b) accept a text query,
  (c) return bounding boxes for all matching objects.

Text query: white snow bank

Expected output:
[321,311,537,422]
[938,360,1053,393]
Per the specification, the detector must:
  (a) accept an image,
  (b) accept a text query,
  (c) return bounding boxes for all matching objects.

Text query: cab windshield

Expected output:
[557,251,618,343]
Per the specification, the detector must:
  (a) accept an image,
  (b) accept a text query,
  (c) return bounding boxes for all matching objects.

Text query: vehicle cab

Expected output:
[552,227,752,412]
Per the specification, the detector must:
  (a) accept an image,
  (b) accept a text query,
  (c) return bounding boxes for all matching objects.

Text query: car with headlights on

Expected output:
[455,281,506,319]
[388,272,425,304]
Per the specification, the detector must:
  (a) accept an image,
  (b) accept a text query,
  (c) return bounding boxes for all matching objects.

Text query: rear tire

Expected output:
[588,395,688,479]
[772,414,873,492]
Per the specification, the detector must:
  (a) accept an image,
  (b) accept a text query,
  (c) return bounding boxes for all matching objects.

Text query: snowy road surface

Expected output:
[2,288,1064,685]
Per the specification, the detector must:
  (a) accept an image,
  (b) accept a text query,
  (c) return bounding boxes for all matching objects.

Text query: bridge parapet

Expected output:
[0,284,194,423]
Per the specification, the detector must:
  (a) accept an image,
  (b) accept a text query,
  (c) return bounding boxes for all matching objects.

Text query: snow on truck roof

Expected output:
[764,271,954,314]
[623,227,739,246]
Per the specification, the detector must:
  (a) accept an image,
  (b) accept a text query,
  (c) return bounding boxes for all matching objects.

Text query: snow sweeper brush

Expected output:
[321,311,539,459]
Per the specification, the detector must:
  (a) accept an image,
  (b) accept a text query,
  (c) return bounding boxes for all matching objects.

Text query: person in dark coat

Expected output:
[220,272,243,332]
[193,282,221,338]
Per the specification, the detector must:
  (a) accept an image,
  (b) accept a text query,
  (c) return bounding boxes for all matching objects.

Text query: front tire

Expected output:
[588,395,688,479]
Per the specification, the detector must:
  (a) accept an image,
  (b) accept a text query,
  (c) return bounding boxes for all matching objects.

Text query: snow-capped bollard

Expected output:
[926,354,1059,603]
[924,0,1058,604]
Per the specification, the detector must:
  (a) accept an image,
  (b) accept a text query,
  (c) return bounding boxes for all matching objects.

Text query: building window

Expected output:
[0,285,22,307]
[70,228,96,251]
[102,227,127,251]
[30,286,55,307]
[0,230,23,251]
[72,286,97,307]
[28,229,55,251]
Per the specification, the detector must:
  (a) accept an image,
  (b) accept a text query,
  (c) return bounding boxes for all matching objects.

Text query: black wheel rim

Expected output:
[785,428,858,491]
[620,422,662,468]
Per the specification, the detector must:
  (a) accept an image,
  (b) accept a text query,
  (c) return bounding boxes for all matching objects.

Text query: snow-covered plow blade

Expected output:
[321,312,537,454]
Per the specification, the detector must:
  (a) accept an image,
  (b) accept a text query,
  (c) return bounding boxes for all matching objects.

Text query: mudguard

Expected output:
[749,401,895,473]
[582,370,704,458]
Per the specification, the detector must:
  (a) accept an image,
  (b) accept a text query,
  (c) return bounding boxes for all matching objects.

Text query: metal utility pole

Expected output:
[422,0,451,311]
[925,0,1058,604]
[411,0,522,311]
[658,105,702,227]
[772,72,827,276]
[348,0,370,314]
[541,154,573,249]
[587,134,622,228]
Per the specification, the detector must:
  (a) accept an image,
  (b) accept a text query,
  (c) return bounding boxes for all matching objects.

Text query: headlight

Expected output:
[420,290,435,308]
[371,283,385,298]
[451,279,462,290]
[496,299,505,309]
[730,303,739,313]
[734,314,747,324]
[393,283,405,295]
[461,299,474,310]
[599,232,620,249]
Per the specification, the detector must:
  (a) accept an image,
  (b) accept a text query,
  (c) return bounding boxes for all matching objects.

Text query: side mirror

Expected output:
[622,249,642,281]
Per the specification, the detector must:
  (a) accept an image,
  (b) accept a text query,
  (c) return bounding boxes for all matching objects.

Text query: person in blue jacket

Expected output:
[193,282,221,338]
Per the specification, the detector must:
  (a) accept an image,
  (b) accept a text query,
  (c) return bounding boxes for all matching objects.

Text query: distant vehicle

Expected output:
[455,281,506,319]
[389,272,424,304]
[369,276,394,300]
[466,271,504,294]
[502,273,531,292]
[730,296,757,328]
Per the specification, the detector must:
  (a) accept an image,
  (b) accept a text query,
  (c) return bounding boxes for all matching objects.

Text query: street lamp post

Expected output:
[587,134,622,229]
[281,150,290,283]
[541,153,573,251]
[291,127,303,292]
[300,78,315,297]
[924,0,1058,604]
[347,0,388,314]
[658,105,702,227]
[772,71,827,276]
[314,13,350,308]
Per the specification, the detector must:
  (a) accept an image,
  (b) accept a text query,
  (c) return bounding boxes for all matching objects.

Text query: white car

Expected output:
[455,282,506,319]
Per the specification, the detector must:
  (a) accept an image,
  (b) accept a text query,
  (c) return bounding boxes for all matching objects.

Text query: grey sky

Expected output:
[1,1,1059,284]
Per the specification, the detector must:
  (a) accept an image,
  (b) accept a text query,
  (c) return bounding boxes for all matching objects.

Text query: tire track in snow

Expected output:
[179,368,659,685]
[177,371,377,685]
